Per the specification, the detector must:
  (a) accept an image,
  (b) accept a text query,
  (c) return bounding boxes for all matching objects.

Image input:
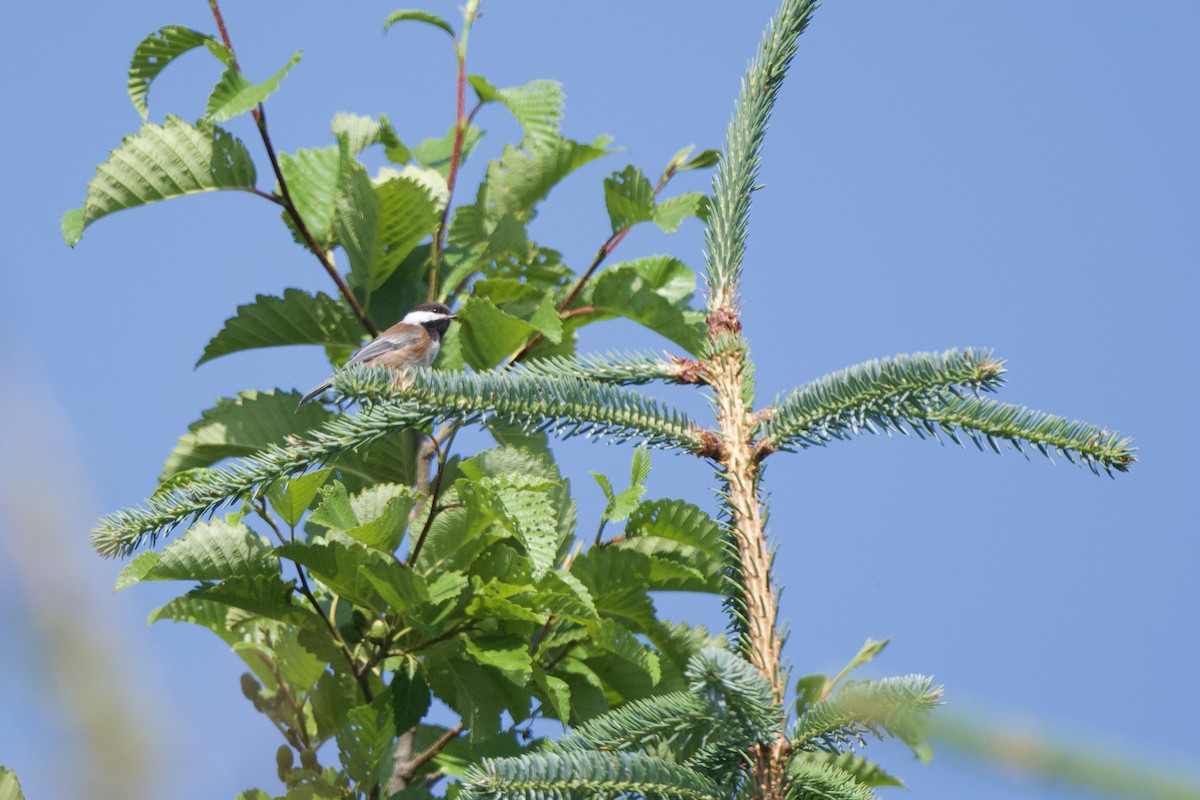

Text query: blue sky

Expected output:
[2,2,1197,799]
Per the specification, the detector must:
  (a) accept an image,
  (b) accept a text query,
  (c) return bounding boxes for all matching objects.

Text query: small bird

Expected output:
[297,302,456,408]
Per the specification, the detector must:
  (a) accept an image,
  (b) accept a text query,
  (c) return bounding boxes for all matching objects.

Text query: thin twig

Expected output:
[408,424,460,565]
[206,0,377,337]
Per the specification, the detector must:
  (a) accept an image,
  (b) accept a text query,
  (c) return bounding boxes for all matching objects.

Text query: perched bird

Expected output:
[297,302,456,408]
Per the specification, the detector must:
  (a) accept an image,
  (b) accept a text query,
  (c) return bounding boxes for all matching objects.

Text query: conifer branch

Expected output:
[704,0,817,306]
[507,352,685,386]
[757,348,1006,454]
[92,366,707,557]
[463,751,724,800]
[336,366,707,452]
[792,675,942,760]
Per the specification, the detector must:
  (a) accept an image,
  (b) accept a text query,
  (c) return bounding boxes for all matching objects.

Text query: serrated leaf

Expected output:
[197,574,318,628]
[65,115,256,245]
[383,9,455,38]
[586,256,705,353]
[333,112,411,162]
[391,668,432,734]
[147,517,278,581]
[652,191,706,234]
[278,145,341,244]
[333,160,381,291]
[369,176,441,290]
[197,289,364,366]
[479,137,611,224]
[128,26,219,118]
[162,390,329,480]
[337,695,396,789]
[276,539,391,612]
[604,165,656,233]
[309,482,358,531]
[266,467,334,528]
[345,483,418,552]
[206,50,302,122]
[470,76,564,151]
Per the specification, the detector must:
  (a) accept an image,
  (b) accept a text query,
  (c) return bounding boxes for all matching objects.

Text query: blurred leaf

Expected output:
[413,123,484,178]
[332,111,411,162]
[0,765,26,800]
[652,191,706,234]
[383,9,455,38]
[127,25,220,118]
[65,116,256,245]
[197,289,364,366]
[206,50,302,122]
[310,482,417,552]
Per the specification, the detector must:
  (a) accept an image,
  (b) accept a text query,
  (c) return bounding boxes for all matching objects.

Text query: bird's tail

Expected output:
[296,380,332,411]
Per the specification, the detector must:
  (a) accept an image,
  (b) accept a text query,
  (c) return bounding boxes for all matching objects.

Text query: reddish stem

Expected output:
[207,0,377,337]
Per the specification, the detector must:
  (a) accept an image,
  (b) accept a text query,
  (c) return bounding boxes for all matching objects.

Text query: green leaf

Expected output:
[0,765,27,800]
[312,482,417,552]
[278,145,342,244]
[65,116,256,245]
[464,634,533,685]
[653,191,706,234]
[162,390,329,480]
[266,467,334,527]
[456,296,541,369]
[128,26,219,118]
[444,660,506,743]
[667,145,720,173]
[413,123,484,178]
[276,539,391,612]
[478,137,612,224]
[333,111,411,163]
[369,175,441,290]
[197,574,319,628]
[206,50,302,122]
[197,289,364,366]
[337,695,396,790]
[391,668,432,734]
[604,165,656,233]
[470,76,565,151]
[333,160,381,291]
[383,9,455,38]
[142,517,278,582]
[586,256,705,353]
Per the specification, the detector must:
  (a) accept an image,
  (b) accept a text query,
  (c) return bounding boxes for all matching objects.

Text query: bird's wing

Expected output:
[345,325,424,367]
